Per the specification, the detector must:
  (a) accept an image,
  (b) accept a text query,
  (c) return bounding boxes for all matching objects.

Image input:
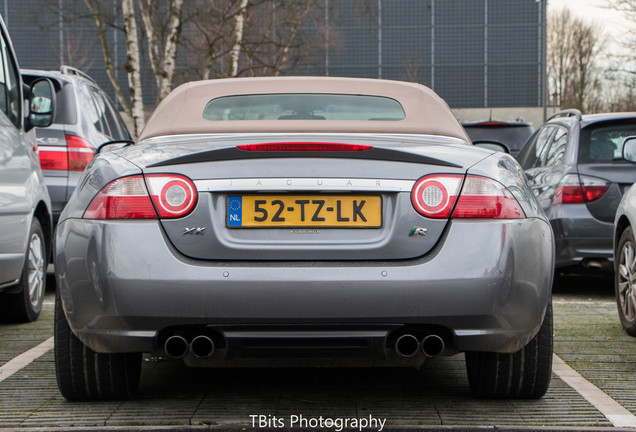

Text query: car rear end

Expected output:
[552,115,636,269]
[54,132,553,367]
[22,71,95,224]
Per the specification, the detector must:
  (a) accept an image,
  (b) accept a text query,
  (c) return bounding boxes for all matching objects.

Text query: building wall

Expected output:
[3,0,545,112]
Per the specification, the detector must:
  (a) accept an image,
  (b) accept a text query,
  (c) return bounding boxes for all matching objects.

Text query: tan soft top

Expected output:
[138,77,469,142]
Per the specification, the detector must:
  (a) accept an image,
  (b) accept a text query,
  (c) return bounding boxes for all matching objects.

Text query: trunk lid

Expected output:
[122,134,486,261]
[578,162,636,222]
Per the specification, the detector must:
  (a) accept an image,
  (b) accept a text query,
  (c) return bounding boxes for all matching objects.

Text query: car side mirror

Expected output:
[473,141,510,154]
[26,79,55,130]
[622,137,636,162]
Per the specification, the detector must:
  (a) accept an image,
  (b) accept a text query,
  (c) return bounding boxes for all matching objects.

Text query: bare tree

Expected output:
[605,0,636,109]
[548,7,607,113]
[139,0,185,100]
[181,0,330,80]
[243,0,323,76]
[121,0,145,135]
[228,0,249,77]
[81,0,186,136]
[83,0,132,118]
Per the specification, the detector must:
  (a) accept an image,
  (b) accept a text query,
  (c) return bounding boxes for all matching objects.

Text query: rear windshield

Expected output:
[579,119,636,163]
[463,124,534,151]
[202,93,406,121]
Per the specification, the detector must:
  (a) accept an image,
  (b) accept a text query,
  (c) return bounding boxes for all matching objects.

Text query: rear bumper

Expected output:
[548,204,613,268]
[54,217,554,363]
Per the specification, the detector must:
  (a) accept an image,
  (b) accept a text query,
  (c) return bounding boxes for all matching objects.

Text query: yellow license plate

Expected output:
[227,195,382,228]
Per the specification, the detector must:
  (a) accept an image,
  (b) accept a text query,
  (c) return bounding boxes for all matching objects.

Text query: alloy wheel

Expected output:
[618,239,636,323]
[27,232,45,308]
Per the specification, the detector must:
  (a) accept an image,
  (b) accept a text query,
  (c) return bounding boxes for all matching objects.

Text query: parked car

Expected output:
[0,16,55,322]
[462,119,534,156]
[614,136,636,336]
[54,77,554,401]
[517,109,636,273]
[21,66,131,225]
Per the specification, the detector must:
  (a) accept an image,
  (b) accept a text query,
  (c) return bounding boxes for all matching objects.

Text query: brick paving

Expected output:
[0,275,633,429]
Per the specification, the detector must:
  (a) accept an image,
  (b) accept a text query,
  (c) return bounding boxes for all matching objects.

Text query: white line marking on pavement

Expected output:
[0,337,54,383]
[553,354,636,428]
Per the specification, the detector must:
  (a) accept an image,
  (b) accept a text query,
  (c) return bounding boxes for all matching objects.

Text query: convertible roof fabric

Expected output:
[138,76,469,143]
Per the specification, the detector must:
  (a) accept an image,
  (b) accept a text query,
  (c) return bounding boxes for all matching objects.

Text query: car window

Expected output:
[517,126,555,170]
[91,88,123,139]
[545,127,567,167]
[112,108,131,140]
[203,94,406,121]
[579,120,636,163]
[103,102,124,140]
[0,35,19,128]
[88,86,110,136]
[76,83,102,134]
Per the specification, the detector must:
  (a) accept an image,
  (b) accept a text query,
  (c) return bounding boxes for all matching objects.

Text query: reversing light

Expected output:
[452,176,525,219]
[236,142,373,152]
[84,175,157,219]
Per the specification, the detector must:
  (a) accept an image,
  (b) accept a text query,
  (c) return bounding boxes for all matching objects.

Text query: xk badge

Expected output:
[409,227,427,237]
[183,227,206,235]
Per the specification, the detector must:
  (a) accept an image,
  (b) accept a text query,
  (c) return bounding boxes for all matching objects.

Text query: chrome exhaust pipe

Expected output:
[395,334,420,358]
[190,335,215,359]
[421,335,445,358]
[164,335,188,358]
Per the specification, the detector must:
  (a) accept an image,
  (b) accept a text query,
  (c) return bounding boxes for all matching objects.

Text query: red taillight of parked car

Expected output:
[38,146,68,170]
[66,135,96,171]
[551,174,610,204]
[38,135,96,171]
[411,174,525,219]
[83,174,198,220]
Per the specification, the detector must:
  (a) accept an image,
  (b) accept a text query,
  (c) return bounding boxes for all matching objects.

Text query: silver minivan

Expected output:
[0,15,55,322]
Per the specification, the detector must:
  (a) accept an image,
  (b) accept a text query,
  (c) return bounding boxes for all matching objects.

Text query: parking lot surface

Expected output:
[0,275,634,431]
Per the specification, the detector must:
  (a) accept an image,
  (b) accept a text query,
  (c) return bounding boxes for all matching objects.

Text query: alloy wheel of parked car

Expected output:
[27,228,45,308]
[465,301,553,399]
[54,291,142,401]
[616,227,636,336]
[2,219,46,322]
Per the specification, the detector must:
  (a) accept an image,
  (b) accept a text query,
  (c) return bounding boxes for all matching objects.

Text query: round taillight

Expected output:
[414,180,448,214]
[146,174,198,218]
[160,179,194,214]
[411,175,463,219]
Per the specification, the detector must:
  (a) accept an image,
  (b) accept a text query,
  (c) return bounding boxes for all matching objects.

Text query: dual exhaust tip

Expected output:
[166,332,443,359]
[164,335,215,359]
[395,334,445,358]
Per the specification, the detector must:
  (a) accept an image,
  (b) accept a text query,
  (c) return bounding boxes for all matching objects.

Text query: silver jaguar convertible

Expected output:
[54,77,554,400]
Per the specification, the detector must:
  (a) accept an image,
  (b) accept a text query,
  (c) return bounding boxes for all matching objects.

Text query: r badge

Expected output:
[409,227,427,237]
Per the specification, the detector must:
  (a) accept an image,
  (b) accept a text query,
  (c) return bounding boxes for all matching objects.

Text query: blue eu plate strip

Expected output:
[227,196,243,227]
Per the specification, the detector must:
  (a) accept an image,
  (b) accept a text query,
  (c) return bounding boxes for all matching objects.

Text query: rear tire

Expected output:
[465,301,553,398]
[54,291,141,401]
[1,218,46,322]
[616,227,636,336]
